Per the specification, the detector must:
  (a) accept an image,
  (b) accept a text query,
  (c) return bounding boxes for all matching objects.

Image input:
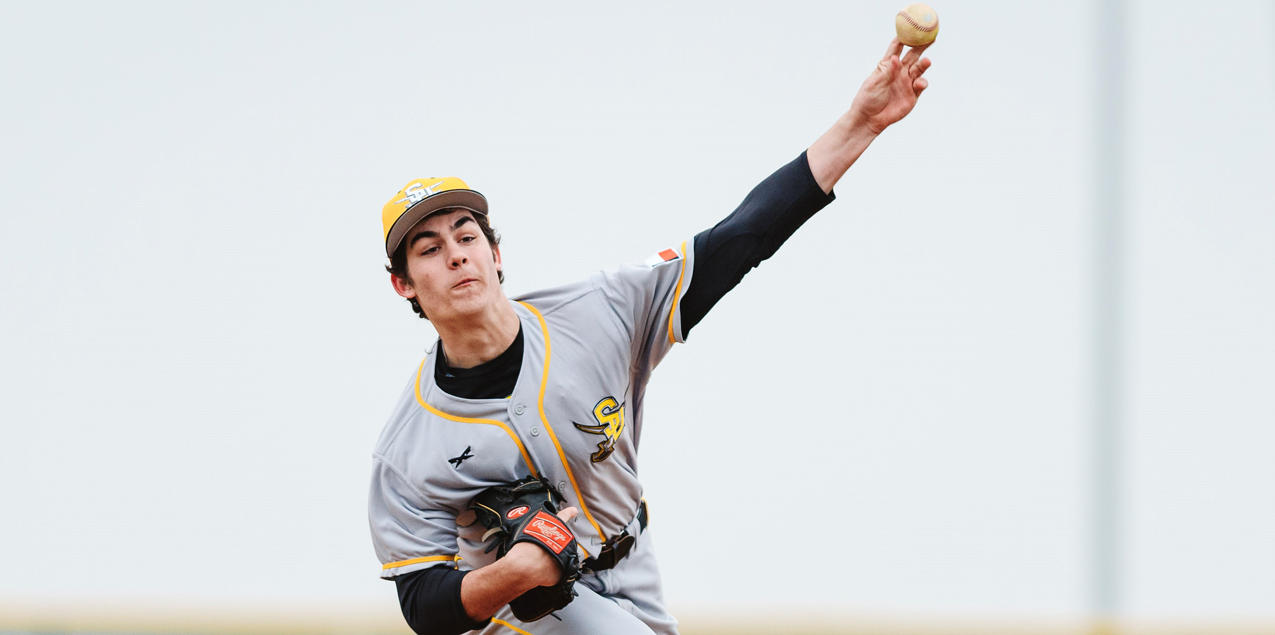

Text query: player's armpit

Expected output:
[369,457,471,580]
[680,150,836,337]
[593,239,694,364]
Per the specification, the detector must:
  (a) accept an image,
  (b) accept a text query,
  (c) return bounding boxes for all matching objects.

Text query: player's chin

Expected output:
[449,278,488,298]
[445,283,496,312]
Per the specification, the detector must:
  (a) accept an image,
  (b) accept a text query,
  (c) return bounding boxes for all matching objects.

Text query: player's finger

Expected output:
[882,37,903,61]
[909,57,932,79]
[877,55,901,82]
[914,77,929,95]
[901,42,930,67]
[873,57,893,83]
[557,506,579,522]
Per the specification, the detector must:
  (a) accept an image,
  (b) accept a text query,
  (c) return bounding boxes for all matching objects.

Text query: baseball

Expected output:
[895,3,939,47]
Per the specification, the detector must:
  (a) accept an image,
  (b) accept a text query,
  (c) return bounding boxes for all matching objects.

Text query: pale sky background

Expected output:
[1,0,1273,625]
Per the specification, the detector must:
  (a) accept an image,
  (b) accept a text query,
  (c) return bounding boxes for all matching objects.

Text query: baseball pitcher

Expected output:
[369,37,934,635]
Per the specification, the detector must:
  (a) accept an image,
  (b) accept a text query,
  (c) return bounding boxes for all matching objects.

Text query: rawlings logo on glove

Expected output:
[523,512,573,553]
[469,477,582,622]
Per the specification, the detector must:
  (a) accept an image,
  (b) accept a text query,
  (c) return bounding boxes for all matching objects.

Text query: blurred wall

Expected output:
[0,0,1271,628]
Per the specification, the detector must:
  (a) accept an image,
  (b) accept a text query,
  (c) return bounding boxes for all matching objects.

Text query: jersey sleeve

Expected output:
[680,150,836,337]
[593,239,696,371]
[368,455,461,579]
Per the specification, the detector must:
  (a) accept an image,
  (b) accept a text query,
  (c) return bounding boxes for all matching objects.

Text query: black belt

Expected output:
[583,499,648,573]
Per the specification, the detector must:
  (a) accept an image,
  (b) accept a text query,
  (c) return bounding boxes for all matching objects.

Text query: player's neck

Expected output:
[433,297,521,369]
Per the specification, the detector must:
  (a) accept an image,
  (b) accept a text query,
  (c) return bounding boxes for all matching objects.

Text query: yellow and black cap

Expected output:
[382,177,488,259]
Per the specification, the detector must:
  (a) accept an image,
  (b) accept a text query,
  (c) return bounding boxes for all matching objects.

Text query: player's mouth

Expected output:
[452,277,479,289]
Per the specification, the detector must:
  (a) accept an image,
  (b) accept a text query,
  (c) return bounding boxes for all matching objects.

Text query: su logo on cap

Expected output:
[380,176,488,258]
[397,179,447,206]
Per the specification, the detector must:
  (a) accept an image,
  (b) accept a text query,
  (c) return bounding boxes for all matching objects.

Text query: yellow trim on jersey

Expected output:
[492,619,535,635]
[413,357,539,479]
[666,240,688,344]
[518,301,608,545]
[381,554,460,570]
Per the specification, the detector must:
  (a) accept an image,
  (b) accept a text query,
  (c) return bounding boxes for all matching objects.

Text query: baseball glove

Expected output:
[469,477,582,622]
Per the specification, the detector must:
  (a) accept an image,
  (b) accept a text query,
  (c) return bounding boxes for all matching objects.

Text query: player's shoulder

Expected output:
[512,275,601,318]
[587,243,692,311]
[514,245,688,312]
[372,355,434,458]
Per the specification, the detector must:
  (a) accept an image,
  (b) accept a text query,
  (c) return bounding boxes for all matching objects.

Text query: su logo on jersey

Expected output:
[573,397,626,463]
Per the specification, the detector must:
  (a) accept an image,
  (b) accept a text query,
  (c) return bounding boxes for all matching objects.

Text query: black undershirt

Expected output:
[396,567,488,635]
[396,150,835,635]
[434,325,524,400]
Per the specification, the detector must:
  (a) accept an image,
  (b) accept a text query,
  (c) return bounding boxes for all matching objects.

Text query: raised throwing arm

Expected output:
[808,37,933,193]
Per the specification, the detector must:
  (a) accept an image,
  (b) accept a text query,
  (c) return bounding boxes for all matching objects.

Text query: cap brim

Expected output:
[385,190,488,258]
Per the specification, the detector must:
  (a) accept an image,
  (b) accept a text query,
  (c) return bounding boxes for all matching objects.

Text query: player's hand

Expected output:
[848,37,932,135]
[505,506,579,588]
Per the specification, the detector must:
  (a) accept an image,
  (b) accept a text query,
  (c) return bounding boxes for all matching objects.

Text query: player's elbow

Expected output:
[396,567,490,635]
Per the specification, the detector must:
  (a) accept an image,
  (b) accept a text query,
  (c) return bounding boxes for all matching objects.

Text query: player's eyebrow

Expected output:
[409,215,476,248]
[408,229,438,247]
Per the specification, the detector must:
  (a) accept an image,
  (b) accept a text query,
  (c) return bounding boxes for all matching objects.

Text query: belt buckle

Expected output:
[585,530,635,572]
[582,501,647,572]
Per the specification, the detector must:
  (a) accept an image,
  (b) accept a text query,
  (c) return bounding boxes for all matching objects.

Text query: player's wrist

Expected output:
[506,542,562,588]
[810,110,881,192]
[841,107,884,140]
[460,553,550,620]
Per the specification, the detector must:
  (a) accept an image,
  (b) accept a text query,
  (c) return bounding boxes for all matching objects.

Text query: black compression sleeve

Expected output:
[395,567,490,635]
[680,150,837,336]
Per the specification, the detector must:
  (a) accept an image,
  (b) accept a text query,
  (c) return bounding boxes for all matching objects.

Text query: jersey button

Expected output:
[514,404,526,415]
[557,481,567,492]
[530,426,540,437]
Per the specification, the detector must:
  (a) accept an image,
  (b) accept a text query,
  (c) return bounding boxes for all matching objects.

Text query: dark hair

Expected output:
[385,209,503,320]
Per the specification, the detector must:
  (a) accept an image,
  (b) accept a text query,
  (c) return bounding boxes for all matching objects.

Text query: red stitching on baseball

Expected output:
[897,11,938,32]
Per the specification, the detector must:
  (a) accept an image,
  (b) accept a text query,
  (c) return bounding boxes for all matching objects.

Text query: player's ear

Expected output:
[491,244,502,272]
[390,273,417,300]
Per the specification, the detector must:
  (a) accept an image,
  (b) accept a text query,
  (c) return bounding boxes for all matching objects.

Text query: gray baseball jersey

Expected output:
[368,240,695,635]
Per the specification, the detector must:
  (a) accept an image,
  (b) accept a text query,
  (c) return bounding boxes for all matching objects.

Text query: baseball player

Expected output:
[369,38,933,635]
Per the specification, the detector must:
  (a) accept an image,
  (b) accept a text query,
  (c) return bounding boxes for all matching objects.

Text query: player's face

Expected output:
[391,210,503,321]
